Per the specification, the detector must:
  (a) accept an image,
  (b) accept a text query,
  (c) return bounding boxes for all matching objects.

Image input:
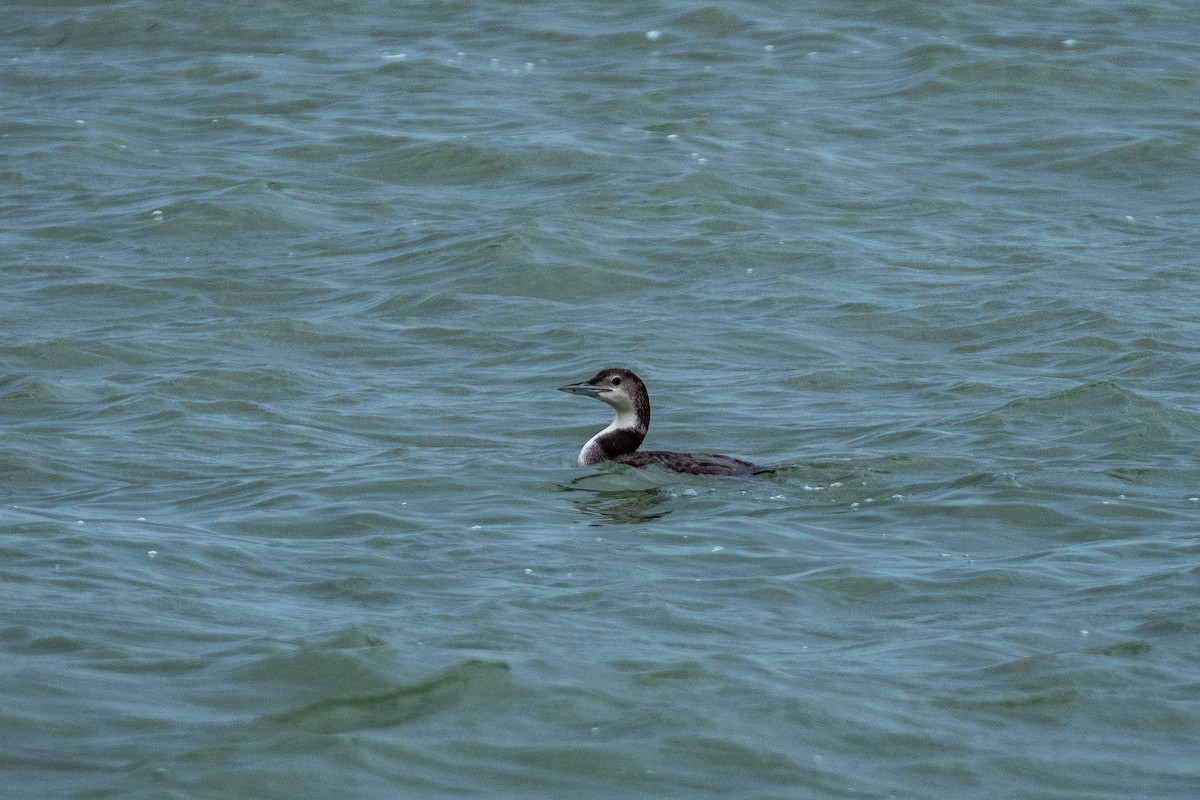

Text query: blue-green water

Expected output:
[3,1,1199,797]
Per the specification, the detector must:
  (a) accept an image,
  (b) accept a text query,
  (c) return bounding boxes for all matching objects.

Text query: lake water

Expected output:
[3,1,1199,798]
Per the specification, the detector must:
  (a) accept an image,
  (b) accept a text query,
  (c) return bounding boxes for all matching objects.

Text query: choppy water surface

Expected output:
[3,1,1199,797]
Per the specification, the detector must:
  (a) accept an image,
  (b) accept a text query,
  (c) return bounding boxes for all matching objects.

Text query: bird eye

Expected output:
[610,376,621,386]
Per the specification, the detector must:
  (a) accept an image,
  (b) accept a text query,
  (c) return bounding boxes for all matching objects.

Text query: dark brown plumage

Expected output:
[558,368,768,476]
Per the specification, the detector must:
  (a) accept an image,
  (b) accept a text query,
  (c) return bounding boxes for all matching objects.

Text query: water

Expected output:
[3,1,1199,797]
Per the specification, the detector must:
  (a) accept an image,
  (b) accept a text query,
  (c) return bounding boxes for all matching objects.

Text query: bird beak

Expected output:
[558,380,607,397]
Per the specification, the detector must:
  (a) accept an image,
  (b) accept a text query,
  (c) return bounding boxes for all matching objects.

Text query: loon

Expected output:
[558,368,767,476]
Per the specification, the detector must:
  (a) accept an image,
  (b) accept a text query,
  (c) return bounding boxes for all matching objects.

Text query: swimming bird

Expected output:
[558,368,768,476]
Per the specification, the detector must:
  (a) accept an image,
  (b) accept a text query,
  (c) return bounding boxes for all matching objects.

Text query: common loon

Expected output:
[558,368,768,476]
